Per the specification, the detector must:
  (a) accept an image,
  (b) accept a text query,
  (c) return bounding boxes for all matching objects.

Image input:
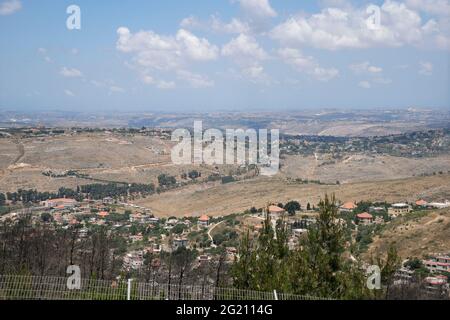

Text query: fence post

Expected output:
[127,279,132,301]
[273,290,278,301]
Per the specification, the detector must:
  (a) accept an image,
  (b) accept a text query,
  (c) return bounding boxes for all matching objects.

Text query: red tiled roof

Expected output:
[97,211,109,217]
[416,200,428,206]
[199,215,210,222]
[341,202,357,210]
[269,205,285,213]
[357,212,373,219]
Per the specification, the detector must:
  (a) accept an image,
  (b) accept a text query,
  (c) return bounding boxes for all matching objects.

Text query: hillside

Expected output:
[363,208,450,260]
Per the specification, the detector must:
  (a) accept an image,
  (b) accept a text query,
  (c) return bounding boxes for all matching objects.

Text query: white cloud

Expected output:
[0,0,21,16]
[37,47,52,63]
[350,62,383,74]
[180,15,251,35]
[64,89,75,97]
[180,16,202,29]
[278,48,339,82]
[60,67,83,78]
[177,70,214,88]
[238,0,277,18]
[358,81,371,89]
[270,1,448,50]
[109,86,125,94]
[405,0,450,16]
[373,77,393,85]
[222,34,270,82]
[211,16,251,34]
[140,74,176,90]
[116,27,219,89]
[350,61,392,85]
[176,29,219,61]
[222,34,268,61]
[419,61,433,75]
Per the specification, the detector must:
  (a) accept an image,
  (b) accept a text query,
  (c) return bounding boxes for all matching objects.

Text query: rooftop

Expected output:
[340,202,357,210]
[357,212,373,219]
[269,205,285,213]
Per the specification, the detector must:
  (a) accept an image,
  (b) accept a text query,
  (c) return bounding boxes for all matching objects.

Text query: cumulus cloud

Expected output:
[278,48,339,82]
[222,34,270,82]
[270,1,448,50]
[181,15,251,34]
[222,34,268,61]
[116,27,217,89]
[60,67,83,78]
[177,70,215,88]
[176,29,219,61]
[405,0,450,16]
[419,61,433,75]
[109,86,125,94]
[350,62,383,74]
[238,0,277,18]
[0,0,21,16]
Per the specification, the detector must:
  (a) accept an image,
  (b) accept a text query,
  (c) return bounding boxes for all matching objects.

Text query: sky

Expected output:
[0,0,449,112]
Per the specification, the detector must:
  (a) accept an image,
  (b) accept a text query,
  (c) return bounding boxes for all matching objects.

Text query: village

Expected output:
[1,193,449,297]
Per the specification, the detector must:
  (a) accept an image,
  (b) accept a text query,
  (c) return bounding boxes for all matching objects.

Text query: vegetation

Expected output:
[284,201,301,215]
[232,195,375,299]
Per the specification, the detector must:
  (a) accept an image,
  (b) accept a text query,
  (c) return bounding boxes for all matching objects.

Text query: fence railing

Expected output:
[0,275,329,301]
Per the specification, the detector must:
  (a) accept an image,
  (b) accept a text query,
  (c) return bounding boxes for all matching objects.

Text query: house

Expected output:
[394,267,415,285]
[357,212,374,225]
[415,199,428,207]
[436,256,450,264]
[339,202,357,213]
[424,275,449,296]
[97,211,110,219]
[42,198,77,209]
[198,215,210,227]
[148,217,160,224]
[269,205,285,214]
[268,205,285,220]
[424,259,450,273]
[388,203,412,217]
[198,255,211,266]
[173,237,189,250]
[123,251,144,271]
[102,197,114,204]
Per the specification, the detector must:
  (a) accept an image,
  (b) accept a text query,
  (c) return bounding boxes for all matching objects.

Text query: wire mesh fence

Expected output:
[0,275,330,301]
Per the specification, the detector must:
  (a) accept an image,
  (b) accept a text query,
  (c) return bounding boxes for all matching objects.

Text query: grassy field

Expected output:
[134,174,450,217]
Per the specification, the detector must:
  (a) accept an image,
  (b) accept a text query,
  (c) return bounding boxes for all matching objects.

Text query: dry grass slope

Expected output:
[364,208,450,260]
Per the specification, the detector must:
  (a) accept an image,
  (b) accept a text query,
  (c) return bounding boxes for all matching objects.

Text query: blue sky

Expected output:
[0,0,449,112]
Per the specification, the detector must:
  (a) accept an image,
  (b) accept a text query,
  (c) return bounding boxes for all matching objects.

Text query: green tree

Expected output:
[232,194,371,299]
[284,201,301,215]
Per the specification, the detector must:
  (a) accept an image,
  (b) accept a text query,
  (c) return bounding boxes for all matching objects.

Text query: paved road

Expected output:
[207,220,226,248]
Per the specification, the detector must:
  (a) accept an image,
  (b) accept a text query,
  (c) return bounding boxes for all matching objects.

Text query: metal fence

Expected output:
[0,275,329,301]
